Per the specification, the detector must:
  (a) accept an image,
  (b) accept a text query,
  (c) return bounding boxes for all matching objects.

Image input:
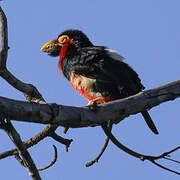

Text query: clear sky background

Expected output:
[0,0,180,179]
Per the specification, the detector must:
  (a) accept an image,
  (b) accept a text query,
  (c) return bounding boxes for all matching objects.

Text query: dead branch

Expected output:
[38,145,58,171]
[0,118,42,180]
[14,151,26,167]
[86,121,112,167]
[0,7,44,104]
[86,136,110,167]
[49,132,73,152]
[0,124,72,160]
[0,5,72,175]
[102,123,180,175]
[0,79,180,127]
[13,145,58,171]
[0,6,68,179]
[0,6,42,180]
[0,6,8,69]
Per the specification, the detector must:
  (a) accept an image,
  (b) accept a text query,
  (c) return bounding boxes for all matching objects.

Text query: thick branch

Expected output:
[0,80,180,127]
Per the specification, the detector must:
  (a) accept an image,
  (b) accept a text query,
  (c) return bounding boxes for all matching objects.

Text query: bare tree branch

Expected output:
[38,145,58,171]
[86,121,112,167]
[0,124,72,160]
[102,123,180,175]
[14,145,58,171]
[0,6,43,180]
[0,6,44,102]
[14,151,26,167]
[0,118,42,180]
[163,157,180,164]
[0,6,8,69]
[86,136,110,167]
[151,160,180,175]
[1,80,180,174]
[0,6,44,104]
[1,69,45,103]
[0,6,68,163]
[49,132,72,152]
[0,79,180,127]
[1,76,180,174]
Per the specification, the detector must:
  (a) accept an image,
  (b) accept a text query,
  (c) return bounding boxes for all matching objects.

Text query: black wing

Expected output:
[67,46,144,99]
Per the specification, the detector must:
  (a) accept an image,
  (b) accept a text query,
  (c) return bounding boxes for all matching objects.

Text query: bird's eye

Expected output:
[58,35,69,44]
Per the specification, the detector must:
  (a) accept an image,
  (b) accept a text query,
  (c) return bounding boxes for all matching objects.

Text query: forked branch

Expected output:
[0,6,71,179]
[0,117,42,180]
[102,123,180,175]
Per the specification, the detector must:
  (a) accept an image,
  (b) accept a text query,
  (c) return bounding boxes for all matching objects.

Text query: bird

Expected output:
[41,29,158,134]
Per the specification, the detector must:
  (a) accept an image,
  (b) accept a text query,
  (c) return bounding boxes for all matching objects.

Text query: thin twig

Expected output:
[86,136,109,167]
[151,160,180,175]
[63,127,69,134]
[102,124,145,158]
[38,145,58,171]
[86,121,112,167]
[50,132,73,152]
[163,157,180,164]
[14,145,58,171]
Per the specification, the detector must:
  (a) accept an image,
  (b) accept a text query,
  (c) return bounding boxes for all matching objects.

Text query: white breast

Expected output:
[69,72,102,100]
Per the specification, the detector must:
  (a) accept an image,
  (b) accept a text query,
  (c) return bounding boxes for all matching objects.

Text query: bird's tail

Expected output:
[141,110,159,134]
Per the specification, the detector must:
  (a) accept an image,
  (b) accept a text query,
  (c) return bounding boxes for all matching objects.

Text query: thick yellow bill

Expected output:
[41,39,57,52]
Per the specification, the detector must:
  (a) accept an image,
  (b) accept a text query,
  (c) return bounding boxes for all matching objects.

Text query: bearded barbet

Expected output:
[41,29,158,134]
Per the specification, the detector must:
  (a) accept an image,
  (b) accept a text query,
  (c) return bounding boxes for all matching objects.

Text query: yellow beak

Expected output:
[40,39,57,52]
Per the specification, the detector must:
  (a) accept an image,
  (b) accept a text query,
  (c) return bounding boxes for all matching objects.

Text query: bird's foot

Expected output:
[87,97,106,106]
[86,97,105,111]
[87,101,98,111]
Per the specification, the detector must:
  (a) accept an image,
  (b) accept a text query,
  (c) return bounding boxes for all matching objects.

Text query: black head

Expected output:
[58,29,93,48]
[41,29,93,57]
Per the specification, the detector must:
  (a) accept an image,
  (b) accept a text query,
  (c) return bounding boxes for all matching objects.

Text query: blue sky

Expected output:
[0,0,180,179]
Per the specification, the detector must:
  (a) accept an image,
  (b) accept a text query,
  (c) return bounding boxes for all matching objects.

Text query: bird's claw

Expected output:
[87,101,98,112]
